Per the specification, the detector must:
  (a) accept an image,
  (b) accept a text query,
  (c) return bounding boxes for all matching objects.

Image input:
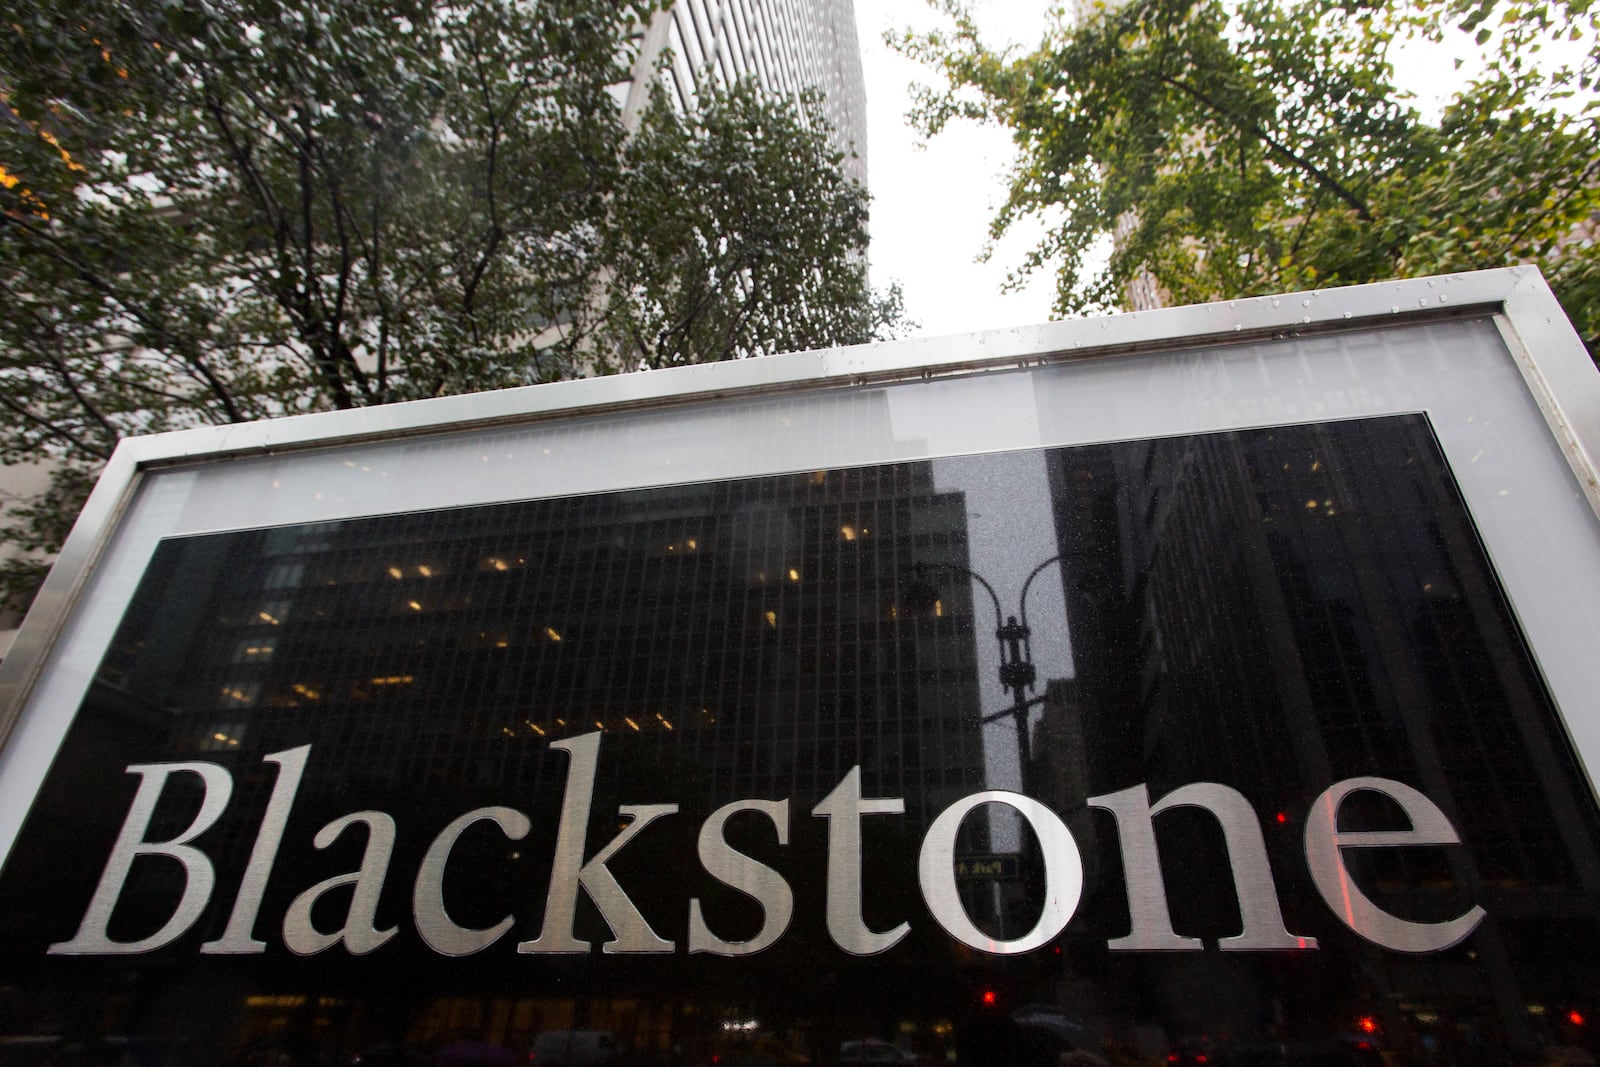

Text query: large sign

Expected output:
[45,738,1486,960]
[0,270,1597,1066]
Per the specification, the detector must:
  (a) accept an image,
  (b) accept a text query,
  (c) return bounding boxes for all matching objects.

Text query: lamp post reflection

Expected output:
[908,556,1064,790]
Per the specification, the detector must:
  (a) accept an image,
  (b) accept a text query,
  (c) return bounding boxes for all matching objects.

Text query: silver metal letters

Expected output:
[201,745,310,955]
[811,767,910,956]
[282,811,397,956]
[49,761,234,955]
[413,806,531,957]
[517,732,678,955]
[1089,782,1315,951]
[48,736,1486,960]
[1303,776,1487,953]
[918,791,1082,955]
[687,799,793,956]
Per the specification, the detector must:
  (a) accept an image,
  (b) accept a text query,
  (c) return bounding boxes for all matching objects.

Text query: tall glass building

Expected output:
[620,0,867,187]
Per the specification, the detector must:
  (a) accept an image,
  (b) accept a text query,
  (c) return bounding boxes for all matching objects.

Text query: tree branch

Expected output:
[1,216,247,423]
[0,394,114,461]
[1157,73,1374,222]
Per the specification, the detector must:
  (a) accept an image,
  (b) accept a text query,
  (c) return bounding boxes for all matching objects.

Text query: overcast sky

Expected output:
[860,0,1061,339]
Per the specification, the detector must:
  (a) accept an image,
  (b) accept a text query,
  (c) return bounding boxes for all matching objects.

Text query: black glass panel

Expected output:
[2,413,1598,1067]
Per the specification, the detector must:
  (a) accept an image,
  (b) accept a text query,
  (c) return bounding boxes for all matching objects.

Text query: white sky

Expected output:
[861,0,1061,338]
[856,1,1579,340]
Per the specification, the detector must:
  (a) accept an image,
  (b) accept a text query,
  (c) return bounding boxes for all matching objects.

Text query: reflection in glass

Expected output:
[0,414,1596,1067]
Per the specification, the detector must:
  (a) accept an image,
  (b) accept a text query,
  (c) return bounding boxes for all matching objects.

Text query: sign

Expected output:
[42,739,1484,959]
[953,855,1020,882]
[0,270,1597,1066]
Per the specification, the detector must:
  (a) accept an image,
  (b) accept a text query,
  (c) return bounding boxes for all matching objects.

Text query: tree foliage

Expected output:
[603,86,902,372]
[0,0,900,609]
[895,0,1599,352]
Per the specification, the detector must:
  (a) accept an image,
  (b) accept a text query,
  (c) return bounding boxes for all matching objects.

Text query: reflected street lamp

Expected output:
[908,556,1064,787]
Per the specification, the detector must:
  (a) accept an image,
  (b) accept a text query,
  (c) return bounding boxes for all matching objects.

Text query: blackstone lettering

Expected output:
[414,805,531,956]
[688,797,793,956]
[516,732,678,955]
[1303,777,1487,953]
[917,790,1082,954]
[811,766,908,955]
[46,735,1487,959]
[282,810,397,956]
[1088,782,1313,952]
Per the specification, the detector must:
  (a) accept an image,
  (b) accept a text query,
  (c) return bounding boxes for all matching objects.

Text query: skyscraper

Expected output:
[620,0,867,186]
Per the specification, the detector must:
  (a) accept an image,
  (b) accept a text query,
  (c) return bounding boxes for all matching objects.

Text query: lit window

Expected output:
[200,721,246,751]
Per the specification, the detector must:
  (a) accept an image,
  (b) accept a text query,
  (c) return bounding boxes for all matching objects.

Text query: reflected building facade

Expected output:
[1,462,987,1061]
[1042,415,1600,1061]
[129,463,985,821]
[7,416,1600,1067]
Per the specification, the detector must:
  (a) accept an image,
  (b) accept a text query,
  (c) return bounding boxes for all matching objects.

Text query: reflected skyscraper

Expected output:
[110,463,984,817]
[3,461,989,1059]
[8,417,1600,1067]
[1043,415,1600,1058]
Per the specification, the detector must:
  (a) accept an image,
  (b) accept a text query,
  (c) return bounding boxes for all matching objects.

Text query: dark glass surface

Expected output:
[2,414,1598,1067]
